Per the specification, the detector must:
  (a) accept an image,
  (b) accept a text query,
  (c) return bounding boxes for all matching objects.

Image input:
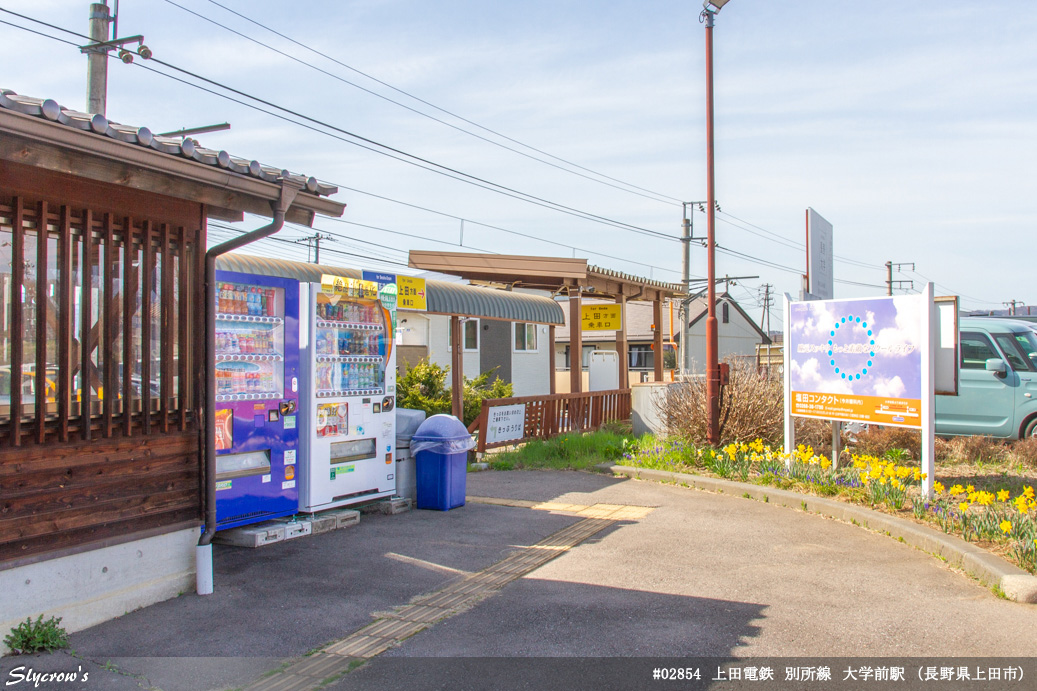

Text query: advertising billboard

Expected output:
[787,294,926,428]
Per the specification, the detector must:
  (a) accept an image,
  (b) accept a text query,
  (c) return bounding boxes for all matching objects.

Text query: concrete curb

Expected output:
[598,463,1037,604]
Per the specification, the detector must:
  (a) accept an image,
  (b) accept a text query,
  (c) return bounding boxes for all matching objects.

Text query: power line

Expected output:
[137,54,677,242]
[190,0,685,207]
[1,12,871,294]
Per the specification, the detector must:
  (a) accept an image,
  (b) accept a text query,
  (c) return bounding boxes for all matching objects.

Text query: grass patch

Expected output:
[487,429,628,471]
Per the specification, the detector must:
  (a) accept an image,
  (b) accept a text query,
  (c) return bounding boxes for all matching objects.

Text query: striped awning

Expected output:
[216,254,565,325]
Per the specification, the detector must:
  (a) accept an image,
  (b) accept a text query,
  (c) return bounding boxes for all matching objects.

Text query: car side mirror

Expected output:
[985,358,1007,377]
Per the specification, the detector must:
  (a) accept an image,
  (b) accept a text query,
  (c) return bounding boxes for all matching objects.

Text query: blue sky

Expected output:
[3,0,1035,328]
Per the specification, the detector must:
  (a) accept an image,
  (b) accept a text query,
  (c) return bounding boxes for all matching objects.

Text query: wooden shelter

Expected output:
[0,89,342,635]
[408,250,684,399]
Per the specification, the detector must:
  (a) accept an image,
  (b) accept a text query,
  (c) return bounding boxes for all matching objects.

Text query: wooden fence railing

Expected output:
[467,389,631,455]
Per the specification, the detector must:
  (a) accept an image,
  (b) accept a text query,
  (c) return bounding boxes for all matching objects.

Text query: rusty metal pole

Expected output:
[704,7,720,445]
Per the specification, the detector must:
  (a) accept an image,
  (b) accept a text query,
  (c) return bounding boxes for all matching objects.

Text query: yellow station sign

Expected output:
[397,276,427,311]
[580,304,622,331]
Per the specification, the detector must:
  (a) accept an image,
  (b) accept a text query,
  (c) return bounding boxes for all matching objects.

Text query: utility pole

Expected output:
[885,261,915,296]
[296,233,331,264]
[759,283,772,335]
[680,201,709,375]
[86,3,111,115]
[1003,300,1019,316]
[82,1,152,116]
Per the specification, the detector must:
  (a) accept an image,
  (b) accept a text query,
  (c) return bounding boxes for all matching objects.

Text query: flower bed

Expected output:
[619,437,1037,574]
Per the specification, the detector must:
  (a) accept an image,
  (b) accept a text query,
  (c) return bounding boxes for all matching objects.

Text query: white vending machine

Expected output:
[298,276,397,512]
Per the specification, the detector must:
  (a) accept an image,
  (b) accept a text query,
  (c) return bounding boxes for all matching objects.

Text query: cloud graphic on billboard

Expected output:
[789,296,922,400]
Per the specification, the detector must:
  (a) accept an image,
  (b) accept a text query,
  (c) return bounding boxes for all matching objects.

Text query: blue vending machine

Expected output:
[213,270,301,530]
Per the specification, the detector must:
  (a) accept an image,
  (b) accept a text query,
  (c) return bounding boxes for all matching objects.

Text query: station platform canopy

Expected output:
[216,253,565,325]
[407,251,686,302]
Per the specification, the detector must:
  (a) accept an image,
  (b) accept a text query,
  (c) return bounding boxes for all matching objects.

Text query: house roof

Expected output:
[0,89,345,225]
[216,254,566,325]
[686,293,771,344]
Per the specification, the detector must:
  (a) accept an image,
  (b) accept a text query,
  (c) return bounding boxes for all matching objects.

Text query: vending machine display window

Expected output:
[313,290,387,398]
[215,281,286,402]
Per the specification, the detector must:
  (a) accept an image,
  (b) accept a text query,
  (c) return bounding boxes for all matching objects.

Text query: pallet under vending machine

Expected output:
[298,275,396,512]
[213,270,300,529]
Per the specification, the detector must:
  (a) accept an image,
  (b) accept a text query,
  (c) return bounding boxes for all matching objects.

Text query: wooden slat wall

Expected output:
[34,201,48,445]
[0,185,204,565]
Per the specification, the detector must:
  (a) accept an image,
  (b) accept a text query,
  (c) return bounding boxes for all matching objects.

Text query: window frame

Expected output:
[513,322,538,353]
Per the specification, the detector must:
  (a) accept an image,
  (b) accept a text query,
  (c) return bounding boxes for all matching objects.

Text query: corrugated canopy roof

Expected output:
[216,254,565,325]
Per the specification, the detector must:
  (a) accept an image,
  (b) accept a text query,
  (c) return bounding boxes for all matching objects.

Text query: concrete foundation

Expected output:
[1,527,197,652]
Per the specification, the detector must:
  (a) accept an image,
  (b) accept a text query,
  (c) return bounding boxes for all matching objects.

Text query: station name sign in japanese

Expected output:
[580,304,622,331]
[788,295,924,428]
[397,276,427,311]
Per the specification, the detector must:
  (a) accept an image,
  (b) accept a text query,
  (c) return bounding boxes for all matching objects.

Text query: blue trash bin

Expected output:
[411,414,475,511]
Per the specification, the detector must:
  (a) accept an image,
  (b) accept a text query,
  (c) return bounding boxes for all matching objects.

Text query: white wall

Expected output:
[685,306,765,372]
[1,528,197,653]
[511,322,551,396]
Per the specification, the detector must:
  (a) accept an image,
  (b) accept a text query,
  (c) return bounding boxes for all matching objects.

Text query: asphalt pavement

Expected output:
[2,469,1034,691]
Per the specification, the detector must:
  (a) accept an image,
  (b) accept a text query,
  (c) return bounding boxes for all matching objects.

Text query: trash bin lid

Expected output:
[412,414,471,442]
[396,408,427,442]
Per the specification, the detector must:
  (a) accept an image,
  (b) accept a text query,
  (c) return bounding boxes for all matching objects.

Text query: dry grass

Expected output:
[849,427,922,461]
[663,359,784,446]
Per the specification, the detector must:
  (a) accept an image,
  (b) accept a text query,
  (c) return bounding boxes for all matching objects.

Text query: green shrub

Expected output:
[396,359,513,426]
[5,615,69,654]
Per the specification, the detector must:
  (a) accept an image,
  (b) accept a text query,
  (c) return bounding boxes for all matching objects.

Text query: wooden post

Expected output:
[615,293,628,389]
[569,291,582,394]
[450,315,463,419]
[653,297,664,383]
[548,324,556,395]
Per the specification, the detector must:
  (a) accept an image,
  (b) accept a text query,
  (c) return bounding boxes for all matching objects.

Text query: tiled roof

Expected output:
[0,88,338,198]
[587,264,685,294]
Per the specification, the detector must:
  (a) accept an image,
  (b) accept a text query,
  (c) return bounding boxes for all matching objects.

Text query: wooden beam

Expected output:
[10,197,24,446]
[450,316,463,419]
[80,209,93,441]
[57,205,72,442]
[34,201,48,444]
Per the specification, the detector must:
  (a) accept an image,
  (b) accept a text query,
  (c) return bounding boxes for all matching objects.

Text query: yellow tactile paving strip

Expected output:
[469,496,657,521]
[244,501,653,690]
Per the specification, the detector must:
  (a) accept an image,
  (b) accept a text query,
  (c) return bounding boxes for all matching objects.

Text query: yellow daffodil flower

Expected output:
[933,481,945,494]
[999,520,1012,534]
[958,502,969,513]
[997,489,1010,502]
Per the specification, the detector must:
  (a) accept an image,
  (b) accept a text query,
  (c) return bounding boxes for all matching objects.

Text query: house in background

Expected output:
[395,286,562,397]
[681,293,771,372]
[554,296,678,390]
[554,292,770,386]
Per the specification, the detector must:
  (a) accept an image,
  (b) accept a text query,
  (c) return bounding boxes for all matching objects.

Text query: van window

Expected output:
[993,332,1037,372]
[960,332,999,369]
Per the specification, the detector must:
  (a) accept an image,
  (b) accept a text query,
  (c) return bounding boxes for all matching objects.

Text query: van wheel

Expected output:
[1024,418,1037,439]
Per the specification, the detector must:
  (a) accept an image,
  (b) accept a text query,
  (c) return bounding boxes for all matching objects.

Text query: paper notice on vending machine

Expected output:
[215,409,233,450]
[316,402,348,438]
